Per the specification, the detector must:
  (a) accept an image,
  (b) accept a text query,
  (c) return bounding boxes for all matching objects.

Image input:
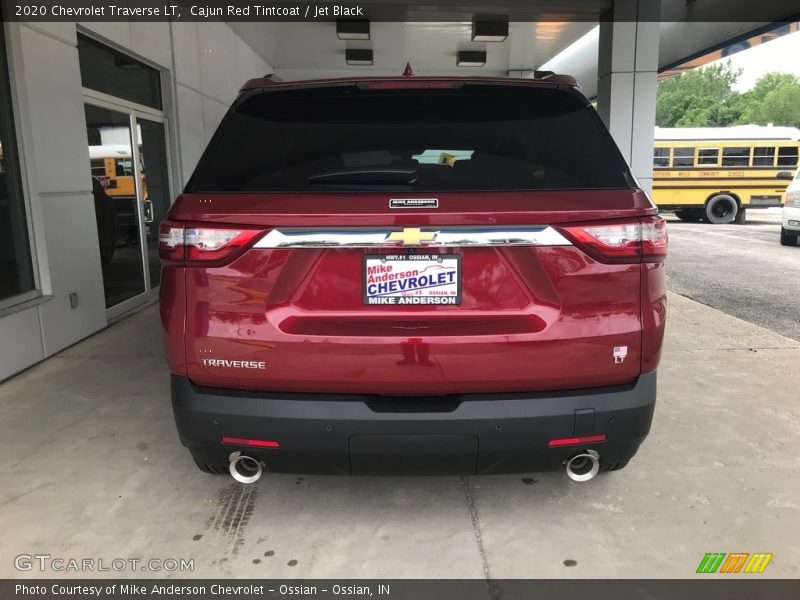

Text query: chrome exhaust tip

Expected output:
[565,449,600,482]
[228,452,263,484]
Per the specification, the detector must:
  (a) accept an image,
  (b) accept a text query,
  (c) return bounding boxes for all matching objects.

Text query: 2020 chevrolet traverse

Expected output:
[159,73,667,482]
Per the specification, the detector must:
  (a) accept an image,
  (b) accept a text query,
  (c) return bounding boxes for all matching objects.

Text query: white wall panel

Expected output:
[36,193,106,356]
[130,22,172,69]
[15,25,106,359]
[176,84,205,184]
[21,22,76,46]
[171,23,201,89]
[0,306,44,381]
[18,26,91,195]
[198,22,238,105]
[170,22,270,185]
[235,36,270,86]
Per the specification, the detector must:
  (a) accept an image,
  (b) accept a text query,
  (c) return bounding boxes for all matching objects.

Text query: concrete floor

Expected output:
[1,293,800,578]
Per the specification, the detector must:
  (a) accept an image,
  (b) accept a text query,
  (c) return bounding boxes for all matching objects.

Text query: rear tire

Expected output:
[193,458,228,475]
[704,194,738,224]
[674,209,701,222]
[780,227,799,246]
[733,207,747,225]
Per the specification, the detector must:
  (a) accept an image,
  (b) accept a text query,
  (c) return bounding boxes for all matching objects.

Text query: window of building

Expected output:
[697,148,720,166]
[653,147,669,167]
[721,147,749,167]
[77,34,162,110]
[777,146,799,167]
[752,146,775,166]
[672,147,694,167]
[80,36,171,312]
[0,22,35,303]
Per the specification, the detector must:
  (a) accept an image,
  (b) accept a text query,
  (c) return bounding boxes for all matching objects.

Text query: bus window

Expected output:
[653,147,669,167]
[115,158,134,177]
[778,146,799,167]
[673,147,694,167]
[698,148,719,166]
[722,147,749,167]
[90,159,106,178]
[752,146,775,166]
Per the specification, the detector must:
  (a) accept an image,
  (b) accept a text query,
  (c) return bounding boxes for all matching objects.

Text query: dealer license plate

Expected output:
[363,254,461,305]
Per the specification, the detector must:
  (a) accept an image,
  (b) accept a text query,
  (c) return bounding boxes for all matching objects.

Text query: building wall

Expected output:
[0,21,271,381]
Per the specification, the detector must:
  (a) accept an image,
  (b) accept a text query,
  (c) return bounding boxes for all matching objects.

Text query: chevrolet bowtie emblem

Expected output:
[385,228,439,246]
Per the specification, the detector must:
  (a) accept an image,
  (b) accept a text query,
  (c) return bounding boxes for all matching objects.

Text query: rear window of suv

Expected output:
[187,83,632,193]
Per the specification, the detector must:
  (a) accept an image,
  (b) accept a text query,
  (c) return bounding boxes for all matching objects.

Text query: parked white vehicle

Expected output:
[782,169,800,246]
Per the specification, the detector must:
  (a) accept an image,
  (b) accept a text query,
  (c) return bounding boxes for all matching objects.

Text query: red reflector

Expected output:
[221,436,280,448]
[547,434,607,447]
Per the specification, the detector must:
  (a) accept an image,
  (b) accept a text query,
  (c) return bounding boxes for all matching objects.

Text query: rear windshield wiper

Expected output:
[308,166,418,186]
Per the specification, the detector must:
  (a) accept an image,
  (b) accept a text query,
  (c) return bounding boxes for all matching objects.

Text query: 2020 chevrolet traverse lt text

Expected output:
[159,73,667,483]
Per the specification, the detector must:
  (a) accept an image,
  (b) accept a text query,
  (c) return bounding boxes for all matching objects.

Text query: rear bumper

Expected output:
[171,372,657,476]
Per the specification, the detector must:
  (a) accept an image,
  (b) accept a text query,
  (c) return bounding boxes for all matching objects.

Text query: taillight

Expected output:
[158,223,185,262]
[559,216,668,264]
[640,216,669,261]
[159,221,264,265]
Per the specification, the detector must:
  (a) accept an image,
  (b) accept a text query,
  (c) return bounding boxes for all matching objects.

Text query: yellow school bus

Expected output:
[88,144,147,199]
[88,144,152,243]
[652,126,800,223]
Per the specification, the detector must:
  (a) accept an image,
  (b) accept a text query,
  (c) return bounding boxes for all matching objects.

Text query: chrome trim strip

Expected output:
[254,227,572,248]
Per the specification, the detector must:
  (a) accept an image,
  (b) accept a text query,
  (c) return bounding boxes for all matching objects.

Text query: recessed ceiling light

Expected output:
[472,16,509,42]
[337,19,370,40]
[346,48,373,66]
[457,51,487,67]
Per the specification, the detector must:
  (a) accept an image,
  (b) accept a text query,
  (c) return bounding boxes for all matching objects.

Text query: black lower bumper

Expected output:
[171,373,657,476]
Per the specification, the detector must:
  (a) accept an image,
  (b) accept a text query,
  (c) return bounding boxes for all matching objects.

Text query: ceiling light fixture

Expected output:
[346,48,374,66]
[472,16,509,42]
[457,50,487,67]
[337,19,370,40]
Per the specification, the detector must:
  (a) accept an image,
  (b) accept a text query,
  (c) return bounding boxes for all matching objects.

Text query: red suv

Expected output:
[159,74,667,484]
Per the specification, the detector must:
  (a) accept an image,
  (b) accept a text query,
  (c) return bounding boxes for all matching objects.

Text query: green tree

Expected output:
[739,73,800,127]
[656,62,743,127]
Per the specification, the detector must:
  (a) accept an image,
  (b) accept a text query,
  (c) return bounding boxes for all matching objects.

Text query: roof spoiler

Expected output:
[240,73,282,91]
[239,72,580,92]
[533,71,578,86]
[507,69,579,86]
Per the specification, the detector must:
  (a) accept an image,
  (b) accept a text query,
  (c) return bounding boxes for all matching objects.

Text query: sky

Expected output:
[707,29,800,91]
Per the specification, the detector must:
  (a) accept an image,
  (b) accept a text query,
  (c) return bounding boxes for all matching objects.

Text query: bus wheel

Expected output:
[675,209,701,222]
[705,194,738,224]
[734,207,747,225]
